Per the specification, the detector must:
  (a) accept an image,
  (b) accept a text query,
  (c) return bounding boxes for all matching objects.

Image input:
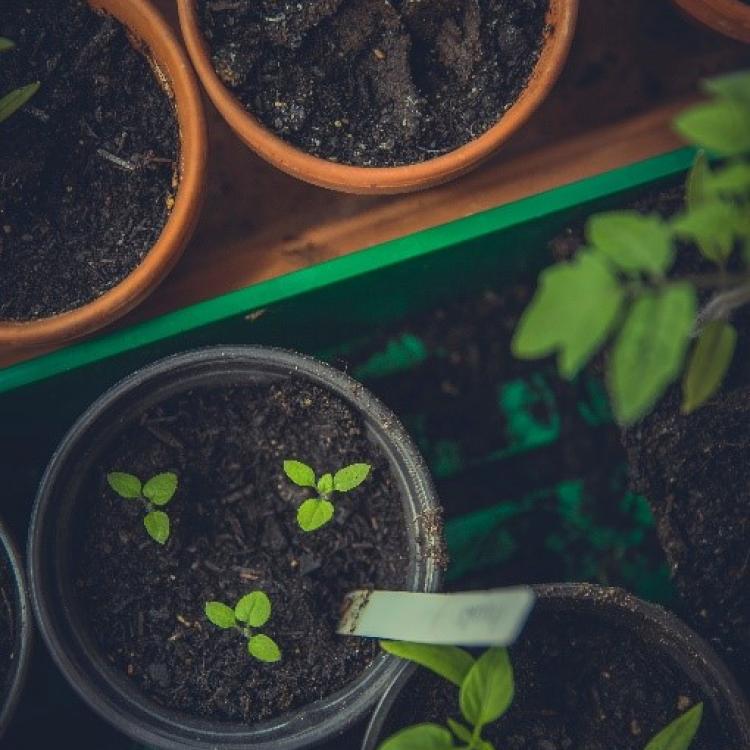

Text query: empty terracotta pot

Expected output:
[672,0,750,43]
[177,0,579,194]
[0,0,208,352]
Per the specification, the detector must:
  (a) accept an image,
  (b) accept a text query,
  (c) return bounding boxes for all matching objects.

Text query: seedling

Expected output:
[107,471,178,545]
[282,459,371,532]
[205,591,282,663]
[0,37,40,124]
[512,69,750,425]
[379,641,704,750]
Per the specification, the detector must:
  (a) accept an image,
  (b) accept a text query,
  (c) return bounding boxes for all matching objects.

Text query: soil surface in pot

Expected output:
[197,0,549,167]
[380,602,729,749]
[72,378,411,722]
[0,0,179,321]
[549,184,750,694]
[0,548,15,696]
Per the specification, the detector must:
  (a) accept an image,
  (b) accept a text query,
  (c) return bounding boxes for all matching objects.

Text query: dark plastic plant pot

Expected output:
[361,583,750,750]
[27,346,443,750]
[0,518,33,739]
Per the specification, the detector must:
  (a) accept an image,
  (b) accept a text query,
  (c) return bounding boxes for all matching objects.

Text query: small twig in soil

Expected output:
[97,148,136,172]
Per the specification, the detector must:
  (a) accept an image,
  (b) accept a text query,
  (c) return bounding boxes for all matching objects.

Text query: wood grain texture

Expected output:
[2,0,748,367]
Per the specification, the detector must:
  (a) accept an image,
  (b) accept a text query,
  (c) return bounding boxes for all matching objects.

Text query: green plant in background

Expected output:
[0,37,40,124]
[205,591,282,663]
[107,471,178,545]
[512,70,750,425]
[379,642,703,750]
[283,459,371,531]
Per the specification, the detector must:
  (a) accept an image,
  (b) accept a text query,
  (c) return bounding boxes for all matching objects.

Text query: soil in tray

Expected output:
[0,548,15,696]
[198,0,549,167]
[72,378,410,723]
[380,604,728,750]
[0,0,179,321]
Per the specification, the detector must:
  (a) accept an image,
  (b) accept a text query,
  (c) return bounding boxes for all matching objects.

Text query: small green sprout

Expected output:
[107,471,178,545]
[283,459,371,532]
[380,642,704,750]
[205,591,282,663]
[0,37,40,125]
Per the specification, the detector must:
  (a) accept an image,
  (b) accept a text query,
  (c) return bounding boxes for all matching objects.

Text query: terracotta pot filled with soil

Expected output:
[0,0,207,351]
[671,0,750,44]
[177,0,578,194]
[28,347,443,749]
[362,584,750,750]
[0,519,32,739]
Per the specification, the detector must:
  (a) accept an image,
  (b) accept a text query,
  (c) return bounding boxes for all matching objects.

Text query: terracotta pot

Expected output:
[0,0,208,352]
[671,0,750,43]
[177,0,578,195]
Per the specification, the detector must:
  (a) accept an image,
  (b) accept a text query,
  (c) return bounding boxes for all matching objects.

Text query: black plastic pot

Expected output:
[0,518,33,739]
[27,346,443,750]
[362,583,750,750]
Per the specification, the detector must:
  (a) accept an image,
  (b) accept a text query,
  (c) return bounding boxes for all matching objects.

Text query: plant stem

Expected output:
[697,280,750,329]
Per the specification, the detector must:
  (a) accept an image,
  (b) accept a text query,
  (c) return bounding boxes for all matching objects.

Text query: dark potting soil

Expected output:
[547,184,750,692]
[0,548,15,698]
[72,378,411,723]
[380,600,729,750]
[197,0,549,167]
[0,0,179,321]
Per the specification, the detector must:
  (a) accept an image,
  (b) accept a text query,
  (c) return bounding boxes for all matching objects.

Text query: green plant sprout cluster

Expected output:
[283,459,371,531]
[205,591,281,663]
[0,37,40,124]
[379,642,704,750]
[512,69,750,425]
[107,471,178,545]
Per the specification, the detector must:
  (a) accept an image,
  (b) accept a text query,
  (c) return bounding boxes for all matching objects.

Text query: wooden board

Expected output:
[2,0,748,368]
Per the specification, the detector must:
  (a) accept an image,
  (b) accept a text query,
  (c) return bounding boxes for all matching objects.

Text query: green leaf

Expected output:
[512,251,625,379]
[674,100,750,157]
[0,38,15,52]
[297,498,335,531]
[283,460,316,488]
[107,472,142,499]
[685,152,710,211]
[608,284,697,425]
[235,591,272,628]
[143,472,178,506]
[333,463,371,492]
[317,473,334,496]
[708,160,750,197]
[459,648,514,730]
[0,81,40,124]
[682,321,737,414]
[144,510,170,545]
[205,601,236,629]
[703,70,750,108]
[672,202,737,265]
[248,634,281,663]
[644,703,703,750]
[381,641,475,688]
[586,211,674,276]
[378,724,456,750]
[446,718,473,743]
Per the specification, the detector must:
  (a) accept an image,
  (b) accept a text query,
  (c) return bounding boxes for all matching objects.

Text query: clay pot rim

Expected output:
[361,582,750,750]
[177,0,579,194]
[671,0,750,43]
[0,0,208,351]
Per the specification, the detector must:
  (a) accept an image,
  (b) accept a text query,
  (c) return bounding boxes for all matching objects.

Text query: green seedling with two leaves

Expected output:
[205,591,281,663]
[107,471,178,545]
[512,69,750,425]
[0,37,40,124]
[379,641,704,750]
[283,459,371,532]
